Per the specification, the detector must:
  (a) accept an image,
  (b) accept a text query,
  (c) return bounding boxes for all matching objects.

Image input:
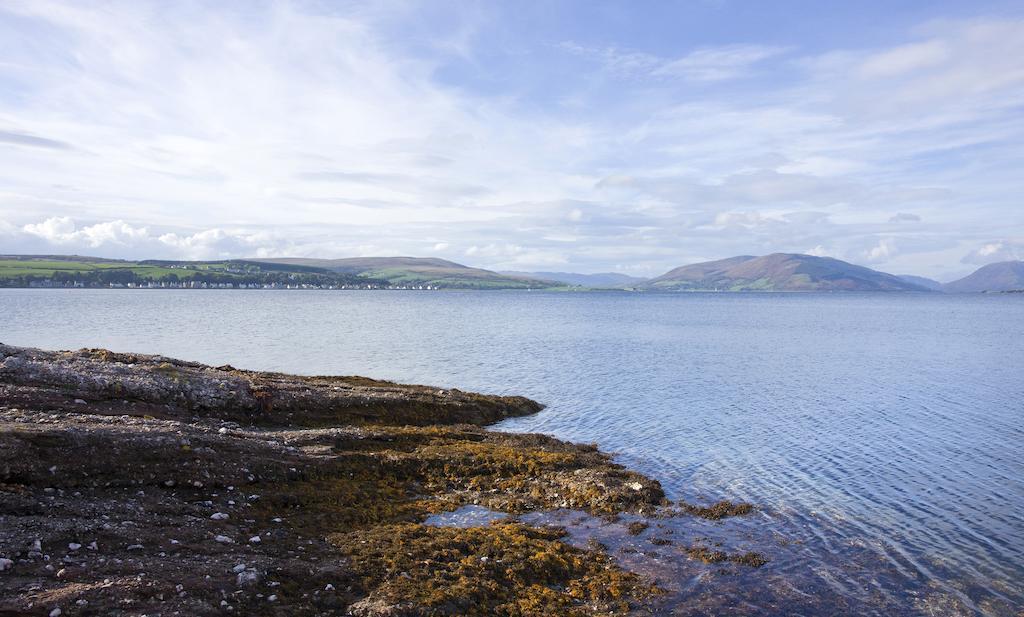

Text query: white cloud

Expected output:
[858,41,949,78]
[561,42,786,81]
[23,217,150,247]
[961,240,1024,265]
[864,238,898,263]
[653,44,788,81]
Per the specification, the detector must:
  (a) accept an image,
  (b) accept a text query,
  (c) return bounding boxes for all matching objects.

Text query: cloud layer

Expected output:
[1,2,1022,280]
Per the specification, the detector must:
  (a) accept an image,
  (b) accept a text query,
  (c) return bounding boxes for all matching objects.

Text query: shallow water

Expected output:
[1,289,1021,615]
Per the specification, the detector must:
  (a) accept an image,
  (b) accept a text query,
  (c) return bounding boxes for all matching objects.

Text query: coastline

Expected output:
[0,344,761,615]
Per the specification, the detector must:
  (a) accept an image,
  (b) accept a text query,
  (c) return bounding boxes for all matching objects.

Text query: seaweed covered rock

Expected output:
[0,345,666,616]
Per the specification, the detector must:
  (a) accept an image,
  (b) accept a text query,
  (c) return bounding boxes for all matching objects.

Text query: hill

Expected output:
[898,275,944,291]
[501,271,646,288]
[943,261,1024,293]
[644,253,931,292]
[253,257,555,289]
[0,255,382,289]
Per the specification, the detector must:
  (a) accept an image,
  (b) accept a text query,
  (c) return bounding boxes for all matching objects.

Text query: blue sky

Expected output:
[1,0,1023,280]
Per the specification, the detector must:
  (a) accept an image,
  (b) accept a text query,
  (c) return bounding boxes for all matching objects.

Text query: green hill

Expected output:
[0,255,382,289]
[251,257,556,289]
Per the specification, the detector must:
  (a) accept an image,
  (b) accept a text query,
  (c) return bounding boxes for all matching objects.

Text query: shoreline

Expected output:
[0,343,760,615]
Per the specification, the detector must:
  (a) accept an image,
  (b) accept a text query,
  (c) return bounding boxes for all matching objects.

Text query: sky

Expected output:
[1,0,1023,280]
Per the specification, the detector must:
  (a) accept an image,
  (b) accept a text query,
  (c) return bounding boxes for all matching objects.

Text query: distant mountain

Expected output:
[943,261,1024,293]
[644,253,932,292]
[253,257,555,289]
[501,271,646,288]
[898,275,944,291]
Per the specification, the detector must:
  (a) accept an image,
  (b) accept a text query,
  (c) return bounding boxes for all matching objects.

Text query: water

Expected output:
[1,289,1022,615]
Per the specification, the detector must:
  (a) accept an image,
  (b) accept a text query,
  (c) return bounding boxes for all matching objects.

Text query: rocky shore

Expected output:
[0,344,692,616]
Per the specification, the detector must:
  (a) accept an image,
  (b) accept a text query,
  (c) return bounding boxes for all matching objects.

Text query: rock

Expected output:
[87,541,98,551]
[211,512,229,520]
[324,583,335,592]
[74,399,87,404]
[236,570,259,587]
[49,609,62,617]
[214,535,234,544]
[68,543,82,551]
[267,594,278,602]
[232,564,247,573]
[0,558,13,572]
[248,536,261,544]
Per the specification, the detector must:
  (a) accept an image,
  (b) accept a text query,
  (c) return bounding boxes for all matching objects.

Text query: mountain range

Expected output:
[1,254,1021,293]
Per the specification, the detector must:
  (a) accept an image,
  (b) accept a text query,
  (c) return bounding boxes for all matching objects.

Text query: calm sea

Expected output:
[2,289,1021,615]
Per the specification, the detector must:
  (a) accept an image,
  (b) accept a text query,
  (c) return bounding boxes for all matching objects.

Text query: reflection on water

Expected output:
[1,289,1022,615]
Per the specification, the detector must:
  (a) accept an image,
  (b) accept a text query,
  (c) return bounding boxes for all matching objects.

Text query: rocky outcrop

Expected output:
[0,343,541,427]
[0,345,667,616]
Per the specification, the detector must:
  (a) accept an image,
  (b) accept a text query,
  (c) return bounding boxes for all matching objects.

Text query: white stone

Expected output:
[49,609,62,617]
[214,535,233,544]
[324,584,334,592]
[248,536,261,544]
[232,564,246,573]
[267,595,277,602]
[68,543,82,551]
[210,512,229,521]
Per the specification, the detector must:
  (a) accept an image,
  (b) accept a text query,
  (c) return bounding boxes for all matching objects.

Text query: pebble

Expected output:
[218,427,228,434]
[74,399,87,404]
[324,584,334,592]
[49,609,62,617]
[0,558,13,571]
[214,535,234,544]
[236,570,258,587]
[211,512,229,521]
[232,564,247,573]
[68,543,82,551]
[267,595,277,602]
[248,536,261,544]
[87,542,98,551]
